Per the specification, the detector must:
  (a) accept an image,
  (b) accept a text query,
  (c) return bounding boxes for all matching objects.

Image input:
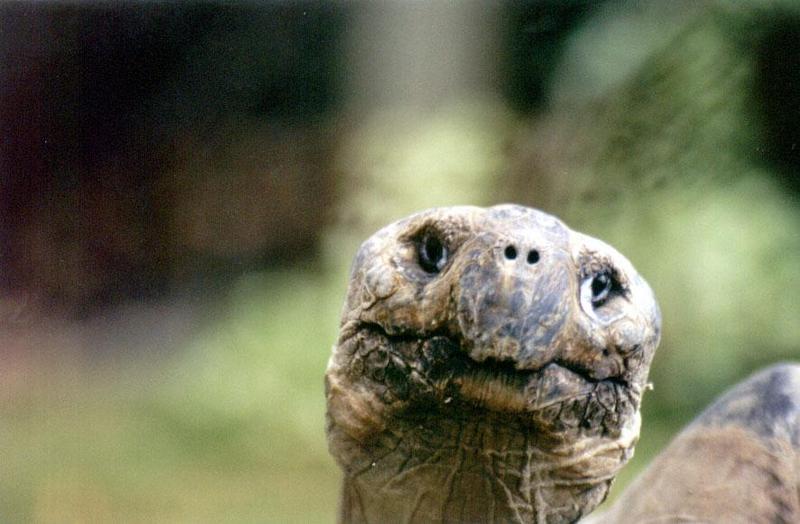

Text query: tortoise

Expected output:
[324,204,800,523]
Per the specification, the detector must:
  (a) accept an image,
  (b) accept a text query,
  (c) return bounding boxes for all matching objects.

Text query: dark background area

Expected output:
[1,1,620,316]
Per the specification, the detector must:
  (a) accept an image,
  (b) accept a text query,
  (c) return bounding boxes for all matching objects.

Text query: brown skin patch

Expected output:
[325,205,661,523]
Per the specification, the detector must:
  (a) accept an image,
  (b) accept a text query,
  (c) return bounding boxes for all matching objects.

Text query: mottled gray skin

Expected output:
[325,205,661,523]
[593,363,800,524]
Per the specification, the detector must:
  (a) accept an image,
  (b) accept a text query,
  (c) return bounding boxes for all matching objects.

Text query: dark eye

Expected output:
[418,233,447,274]
[590,271,613,306]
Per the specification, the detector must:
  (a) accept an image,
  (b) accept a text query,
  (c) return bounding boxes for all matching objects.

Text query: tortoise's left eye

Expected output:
[590,271,613,306]
[417,233,448,274]
[581,269,621,309]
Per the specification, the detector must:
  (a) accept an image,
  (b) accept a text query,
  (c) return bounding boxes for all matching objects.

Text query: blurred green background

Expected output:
[1,1,799,522]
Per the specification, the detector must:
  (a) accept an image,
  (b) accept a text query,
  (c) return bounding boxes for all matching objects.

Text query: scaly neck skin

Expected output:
[333,407,640,524]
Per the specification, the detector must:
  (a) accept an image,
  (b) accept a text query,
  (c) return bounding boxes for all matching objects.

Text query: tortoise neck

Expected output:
[334,410,638,523]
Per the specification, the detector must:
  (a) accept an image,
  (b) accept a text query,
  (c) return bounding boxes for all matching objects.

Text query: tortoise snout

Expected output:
[456,237,574,368]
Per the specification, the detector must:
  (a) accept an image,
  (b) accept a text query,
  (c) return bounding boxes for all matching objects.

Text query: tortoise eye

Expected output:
[418,233,447,274]
[580,269,621,310]
[590,271,613,306]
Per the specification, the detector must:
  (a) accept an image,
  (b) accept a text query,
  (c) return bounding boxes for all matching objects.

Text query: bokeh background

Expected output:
[2,0,799,522]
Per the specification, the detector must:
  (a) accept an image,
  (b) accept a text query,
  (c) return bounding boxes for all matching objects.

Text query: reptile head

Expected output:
[325,204,661,522]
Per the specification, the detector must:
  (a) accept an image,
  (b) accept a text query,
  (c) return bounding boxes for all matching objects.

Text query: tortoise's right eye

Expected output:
[417,233,447,274]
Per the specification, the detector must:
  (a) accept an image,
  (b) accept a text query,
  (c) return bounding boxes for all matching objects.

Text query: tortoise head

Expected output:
[326,204,660,522]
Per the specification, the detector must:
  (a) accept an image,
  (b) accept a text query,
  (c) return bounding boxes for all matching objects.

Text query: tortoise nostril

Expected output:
[527,250,540,264]
[505,245,517,260]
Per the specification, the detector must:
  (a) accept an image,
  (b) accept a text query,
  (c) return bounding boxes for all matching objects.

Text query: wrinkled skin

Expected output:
[325,205,661,523]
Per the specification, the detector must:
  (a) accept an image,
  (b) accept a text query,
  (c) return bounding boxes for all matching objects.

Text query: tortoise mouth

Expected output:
[355,322,634,417]
[430,339,632,415]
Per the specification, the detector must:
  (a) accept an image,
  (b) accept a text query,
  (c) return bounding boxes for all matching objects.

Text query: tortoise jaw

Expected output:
[340,321,640,437]
[350,324,635,416]
[434,348,633,415]
[444,362,586,414]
